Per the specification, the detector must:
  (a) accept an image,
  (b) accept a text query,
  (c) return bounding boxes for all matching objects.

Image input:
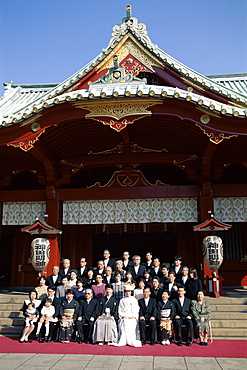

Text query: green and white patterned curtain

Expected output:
[62,198,198,224]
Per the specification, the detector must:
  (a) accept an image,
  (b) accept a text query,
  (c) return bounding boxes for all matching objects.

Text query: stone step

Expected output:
[0,304,23,310]
[0,317,24,326]
[0,297,27,304]
[210,328,247,337]
[204,297,247,305]
[0,325,23,334]
[211,312,247,320]
[210,304,247,312]
[0,311,22,318]
[211,320,247,328]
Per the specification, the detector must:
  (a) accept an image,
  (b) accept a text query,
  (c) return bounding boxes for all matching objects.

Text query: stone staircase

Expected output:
[0,289,247,339]
[205,293,247,339]
[0,291,28,337]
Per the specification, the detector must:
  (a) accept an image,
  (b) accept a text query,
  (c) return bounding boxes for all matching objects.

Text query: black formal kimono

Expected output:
[92,296,119,343]
[58,298,79,343]
[77,298,98,342]
[138,297,157,342]
[172,297,193,343]
[82,277,96,289]
[157,300,175,340]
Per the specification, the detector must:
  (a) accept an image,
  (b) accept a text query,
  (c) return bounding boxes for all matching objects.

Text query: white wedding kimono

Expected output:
[117,296,142,347]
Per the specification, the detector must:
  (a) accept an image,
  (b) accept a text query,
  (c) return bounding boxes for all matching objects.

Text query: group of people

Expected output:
[20,250,211,347]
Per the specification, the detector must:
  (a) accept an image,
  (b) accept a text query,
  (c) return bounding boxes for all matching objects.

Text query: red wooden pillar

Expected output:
[199,195,216,280]
[44,196,61,275]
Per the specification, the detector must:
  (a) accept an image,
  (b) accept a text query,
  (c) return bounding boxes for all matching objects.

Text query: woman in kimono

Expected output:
[157,290,175,345]
[191,290,211,346]
[58,289,79,343]
[117,284,142,347]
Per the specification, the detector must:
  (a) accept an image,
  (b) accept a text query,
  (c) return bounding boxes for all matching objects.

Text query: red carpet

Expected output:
[0,337,246,357]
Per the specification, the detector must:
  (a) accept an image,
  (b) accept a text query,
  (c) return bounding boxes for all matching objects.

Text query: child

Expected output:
[20,302,39,343]
[36,298,55,342]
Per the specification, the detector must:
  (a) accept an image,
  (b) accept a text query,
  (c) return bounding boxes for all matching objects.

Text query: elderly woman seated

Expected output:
[191,290,211,346]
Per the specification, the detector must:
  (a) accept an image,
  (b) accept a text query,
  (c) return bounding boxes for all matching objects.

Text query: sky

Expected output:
[0,0,247,97]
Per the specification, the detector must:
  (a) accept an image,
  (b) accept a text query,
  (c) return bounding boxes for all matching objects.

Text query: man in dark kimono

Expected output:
[92,284,118,345]
[76,289,98,343]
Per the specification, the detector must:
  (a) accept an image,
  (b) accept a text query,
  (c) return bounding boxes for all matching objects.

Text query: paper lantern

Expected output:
[30,237,50,272]
[202,235,223,271]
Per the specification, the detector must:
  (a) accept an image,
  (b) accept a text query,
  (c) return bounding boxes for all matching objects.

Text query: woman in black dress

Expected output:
[185,268,203,300]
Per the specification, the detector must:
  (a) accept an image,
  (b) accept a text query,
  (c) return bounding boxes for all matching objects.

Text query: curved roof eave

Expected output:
[1,7,247,124]
[1,83,247,128]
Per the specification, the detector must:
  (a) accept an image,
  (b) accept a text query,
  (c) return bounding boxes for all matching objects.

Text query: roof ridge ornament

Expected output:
[104,4,158,52]
[89,55,145,85]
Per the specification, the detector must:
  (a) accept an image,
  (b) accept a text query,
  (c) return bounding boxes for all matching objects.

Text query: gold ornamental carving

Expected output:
[97,35,163,74]
[88,168,168,189]
[73,99,162,132]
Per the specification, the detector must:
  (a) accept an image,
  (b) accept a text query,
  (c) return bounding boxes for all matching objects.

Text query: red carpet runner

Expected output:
[0,337,246,357]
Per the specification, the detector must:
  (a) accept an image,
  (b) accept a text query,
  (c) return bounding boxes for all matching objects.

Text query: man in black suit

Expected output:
[76,257,88,279]
[138,287,157,345]
[40,287,61,341]
[76,289,98,343]
[142,251,153,269]
[150,257,162,278]
[103,249,115,271]
[170,255,183,281]
[177,266,189,286]
[122,251,134,271]
[103,266,116,284]
[46,265,61,288]
[95,260,105,276]
[59,258,72,279]
[130,255,145,283]
[172,286,193,346]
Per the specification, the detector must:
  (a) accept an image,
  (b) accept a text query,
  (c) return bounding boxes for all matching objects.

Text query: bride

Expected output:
[117,284,142,347]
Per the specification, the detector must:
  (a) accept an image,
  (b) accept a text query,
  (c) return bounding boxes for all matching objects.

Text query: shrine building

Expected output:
[0,5,247,288]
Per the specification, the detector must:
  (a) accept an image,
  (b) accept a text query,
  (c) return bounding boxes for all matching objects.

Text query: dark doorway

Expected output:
[93,224,177,266]
[0,232,13,287]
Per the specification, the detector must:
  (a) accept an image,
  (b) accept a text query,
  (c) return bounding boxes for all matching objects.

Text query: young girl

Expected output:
[36,298,55,342]
[20,302,39,343]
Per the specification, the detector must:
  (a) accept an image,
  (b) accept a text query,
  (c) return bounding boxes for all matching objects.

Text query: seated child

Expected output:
[20,302,39,342]
[36,298,55,342]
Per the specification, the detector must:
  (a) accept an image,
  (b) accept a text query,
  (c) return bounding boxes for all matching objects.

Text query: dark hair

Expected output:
[48,287,56,292]
[45,298,53,303]
[152,276,160,283]
[103,249,110,253]
[70,269,78,277]
[38,276,47,284]
[146,251,153,255]
[190,267,198,280]
[169,271,176,277]
[27,302,35,308]
[29,290,38,299]
[61,275,68,280]
[162,290,170,296]
[77,278,84,285]
[196,289,205,297]
[162,264,170,270]
[66,288,74,295]
[96,273,103,279]
[126,270,133,276]
[105,284,113,290]
[144,286,151,292]
[153,257,160,261]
